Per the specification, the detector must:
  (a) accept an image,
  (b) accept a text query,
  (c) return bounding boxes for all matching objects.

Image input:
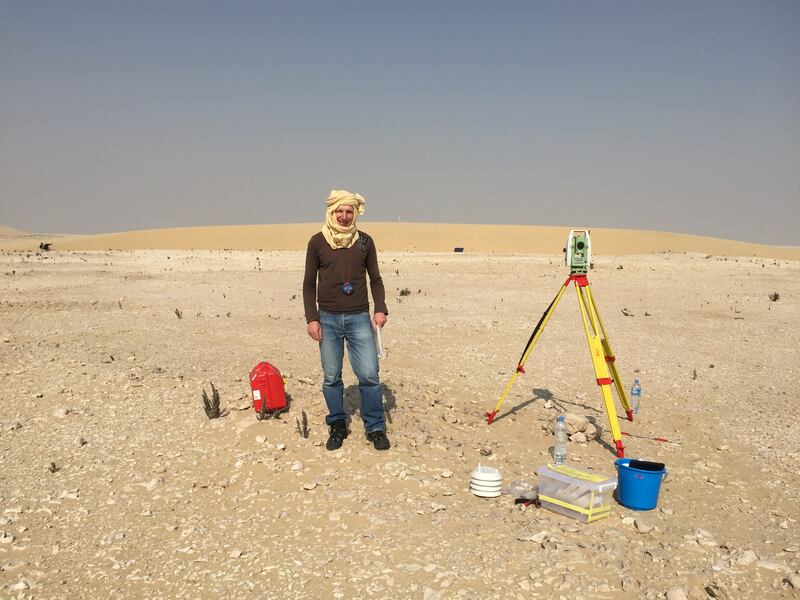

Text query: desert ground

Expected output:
[1,226,799,599]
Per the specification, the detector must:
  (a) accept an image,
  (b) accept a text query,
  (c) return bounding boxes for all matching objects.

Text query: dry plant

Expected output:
[769,292,780,302]
[399,288,411,297]
[175,308,183,319]
[202,382,221,419]
[295,410,309,439]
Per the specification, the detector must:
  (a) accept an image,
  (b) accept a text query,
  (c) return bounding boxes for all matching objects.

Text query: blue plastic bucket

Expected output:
[615,458,667,510]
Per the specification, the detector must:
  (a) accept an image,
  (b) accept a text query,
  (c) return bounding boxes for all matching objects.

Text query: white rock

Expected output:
[136,478,162,492]
[303,481,317,490]
[423,588,442,600]
[0,531,16,544]
[255,435,267,444]
[734,550,758,565]
[634,519,653,534]
[291,462,304,471]
[430,502,446,512]
[8,580,29,591]
[517,530,549,543]
[755,559,791,573]
[665,587,688,600]
[53,407,70,418]
[229,549,243,558]
[276,443,286,450]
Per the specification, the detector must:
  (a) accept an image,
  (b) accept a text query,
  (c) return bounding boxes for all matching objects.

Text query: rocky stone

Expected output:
[732,549,758,565]
[755,559,791,573]
[547,412,588,435]
[634,519,653,534]
[8,580,29,591]
[0,531,16,544]
[665,587,688,600]
[423,588,443,600]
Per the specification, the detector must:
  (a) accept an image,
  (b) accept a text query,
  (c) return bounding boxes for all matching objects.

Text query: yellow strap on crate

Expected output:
[539,494,612,522]
[547,464,609,483]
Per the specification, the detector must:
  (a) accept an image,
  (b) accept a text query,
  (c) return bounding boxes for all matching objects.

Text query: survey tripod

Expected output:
[485,230,633,458]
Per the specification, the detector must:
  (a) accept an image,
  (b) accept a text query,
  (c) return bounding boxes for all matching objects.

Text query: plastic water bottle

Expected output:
[553,415,568,466]
[630,379,642,415]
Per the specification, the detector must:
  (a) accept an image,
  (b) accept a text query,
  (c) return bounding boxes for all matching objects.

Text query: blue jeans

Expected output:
[319,310,385,433]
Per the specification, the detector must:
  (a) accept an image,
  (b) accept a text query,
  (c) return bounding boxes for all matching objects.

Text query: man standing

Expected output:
[303,190,390,451]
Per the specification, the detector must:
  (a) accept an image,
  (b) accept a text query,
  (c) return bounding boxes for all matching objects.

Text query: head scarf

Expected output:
[321,189,365,249]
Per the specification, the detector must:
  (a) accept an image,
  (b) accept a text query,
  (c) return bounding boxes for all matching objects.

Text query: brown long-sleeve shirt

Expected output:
[303,231,388,323]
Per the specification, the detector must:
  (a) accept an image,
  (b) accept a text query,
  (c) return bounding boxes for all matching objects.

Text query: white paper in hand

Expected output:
[374,326,386,359]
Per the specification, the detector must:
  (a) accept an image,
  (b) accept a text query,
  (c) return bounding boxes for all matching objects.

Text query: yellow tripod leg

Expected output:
[584,283,632,421]
[486,278,571,424]
[575,281,626,457]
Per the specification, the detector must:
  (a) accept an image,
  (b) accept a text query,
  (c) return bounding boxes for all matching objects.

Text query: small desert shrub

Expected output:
[399,288,411,297]
[768,292,780,302]
[295,410,309,439]
[202,382,221,419]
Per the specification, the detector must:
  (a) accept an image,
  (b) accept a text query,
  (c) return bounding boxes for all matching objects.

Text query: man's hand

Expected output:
[373,312,387,329]
[307,320,322,341]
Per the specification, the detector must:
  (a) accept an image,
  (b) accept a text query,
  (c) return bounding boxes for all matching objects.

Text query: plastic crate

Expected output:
[537,464,617,523]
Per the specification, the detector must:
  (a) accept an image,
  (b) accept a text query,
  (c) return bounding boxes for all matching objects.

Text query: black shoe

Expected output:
[366,430,390,451]
[326,420,348,451]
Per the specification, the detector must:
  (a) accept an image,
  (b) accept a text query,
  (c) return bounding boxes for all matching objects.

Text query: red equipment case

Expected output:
[249,362,287,419]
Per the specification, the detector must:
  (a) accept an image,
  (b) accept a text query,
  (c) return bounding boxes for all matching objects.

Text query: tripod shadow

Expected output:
[343,383,397,425]
[490,387,554,424]
[552,388,605,415]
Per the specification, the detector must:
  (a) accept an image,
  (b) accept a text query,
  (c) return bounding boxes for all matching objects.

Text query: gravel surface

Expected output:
[1,249,798,599]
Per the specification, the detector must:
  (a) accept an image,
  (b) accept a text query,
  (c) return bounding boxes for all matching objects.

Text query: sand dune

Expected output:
[1,222,798,259]
[0,225,29,236]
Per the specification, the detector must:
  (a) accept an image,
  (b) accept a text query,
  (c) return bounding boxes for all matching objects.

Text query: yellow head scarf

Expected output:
[321,189,365,249]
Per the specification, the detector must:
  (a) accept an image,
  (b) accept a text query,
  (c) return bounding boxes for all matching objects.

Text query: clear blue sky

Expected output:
[1,1,798,244]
